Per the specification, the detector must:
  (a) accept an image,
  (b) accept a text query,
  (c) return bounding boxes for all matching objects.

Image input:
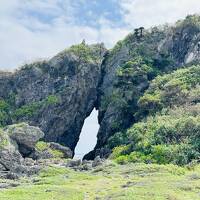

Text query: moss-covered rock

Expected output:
[35,141,72,159]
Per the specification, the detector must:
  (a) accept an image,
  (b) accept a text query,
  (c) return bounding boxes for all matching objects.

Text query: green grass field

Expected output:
[0,162,200,200]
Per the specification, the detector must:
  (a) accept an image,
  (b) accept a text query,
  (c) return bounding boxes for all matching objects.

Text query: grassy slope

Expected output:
[0,163,200,200]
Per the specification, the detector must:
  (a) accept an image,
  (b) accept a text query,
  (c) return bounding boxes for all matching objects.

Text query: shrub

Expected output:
[138,65,200,115]
[114,155,129,164]
[13,102,42,119]
[111,109,200,165]
[45,95,59,105]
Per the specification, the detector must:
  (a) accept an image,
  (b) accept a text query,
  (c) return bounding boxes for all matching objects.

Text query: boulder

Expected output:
[34,141,73,159]
[92,156,103,167]
[0,150,23,171]
[5,123,44,157]
[0,128,23,171]
[66,159,82,168]
[49,142,72,158]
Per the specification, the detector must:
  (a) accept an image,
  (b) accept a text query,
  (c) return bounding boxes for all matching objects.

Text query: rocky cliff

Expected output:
[0,43,106,155]
[0,15,200,159]
[85,14,200,159]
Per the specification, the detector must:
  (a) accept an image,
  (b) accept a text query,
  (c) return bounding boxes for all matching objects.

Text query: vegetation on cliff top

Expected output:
[108,65,200,165]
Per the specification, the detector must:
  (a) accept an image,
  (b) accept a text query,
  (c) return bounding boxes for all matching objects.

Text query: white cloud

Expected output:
[0,0,129,70]
[1,0,200,71]
[120,0,200,28]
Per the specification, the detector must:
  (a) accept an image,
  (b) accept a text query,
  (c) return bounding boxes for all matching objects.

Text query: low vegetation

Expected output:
[0,162,199,200]
[107,65,200,166]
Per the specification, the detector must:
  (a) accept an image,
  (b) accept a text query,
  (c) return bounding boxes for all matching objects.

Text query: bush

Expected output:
[138,65,200,115]
[13,95,59,119]
[110,109,200,165]
[13,102,42,119]
[45,95,59,105]
[114,155,129,164]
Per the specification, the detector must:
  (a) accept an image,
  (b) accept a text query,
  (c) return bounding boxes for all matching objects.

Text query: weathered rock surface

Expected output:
[0,123,57,179]
[49,142,72,158]
[33,141,72,160]
[5,123,44,157]
[1,15,200,160]
[85,15,200,159]
[0,43,106,155]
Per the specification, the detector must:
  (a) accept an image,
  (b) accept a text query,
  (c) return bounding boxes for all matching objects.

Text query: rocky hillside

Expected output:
[0,14,200,162]
[85,14,200,159]
[0,43,106,154]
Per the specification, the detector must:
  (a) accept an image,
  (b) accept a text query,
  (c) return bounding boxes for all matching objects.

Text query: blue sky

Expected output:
[0,0,200,70]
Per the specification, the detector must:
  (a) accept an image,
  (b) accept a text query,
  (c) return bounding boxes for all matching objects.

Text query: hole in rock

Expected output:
[74,109,99,159]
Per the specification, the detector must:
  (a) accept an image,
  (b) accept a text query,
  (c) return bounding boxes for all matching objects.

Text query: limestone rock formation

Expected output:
[85,15,200,159]
[0,15,200,160]
[5,123,44,157]
[0,43,106,155]
[0,123,73,179]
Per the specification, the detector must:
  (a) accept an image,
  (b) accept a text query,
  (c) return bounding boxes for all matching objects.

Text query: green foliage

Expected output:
[13,95,59,119]
[50,149,64,158]
[0,129,9,148]
[176,14,200,28]
[111,110,200,165]
[0,99,9,110]
[45,95,59,105]
[0,99,10,127]
[110,40,125,56]
[69,43,97,63]
[36,141,49,151]
[138,65,200,115]
[13,101,42,119]
[110,145,129,159]
[107,132,129,149]
[114,155,129,164]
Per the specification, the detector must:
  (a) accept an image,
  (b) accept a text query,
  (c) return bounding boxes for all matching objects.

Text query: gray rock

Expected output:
[66,159,82,168]
[81,163,93,171]
[0,149,23,171]
[11,165,41,176]
[92,156,103,167]
[5,123,44,157]
[49,142,72,158]
[0,163,7,171]
[32,149,53,160]
[23,158,36,166]
[0,43,106,156]
[6,172,20,180]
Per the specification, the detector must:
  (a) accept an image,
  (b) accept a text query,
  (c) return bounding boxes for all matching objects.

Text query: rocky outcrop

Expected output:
[1,15,200,160]
[0,127,23,171]
[5,123,44,157]
[85,15,200,159]
[0,123,72,179]
[0,43,106,155]
[33,141,72,159]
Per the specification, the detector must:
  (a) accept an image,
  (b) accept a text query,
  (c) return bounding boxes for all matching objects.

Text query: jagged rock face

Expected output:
[0,123,72,178]
[1,16,200,160]
[0,123,43,171]
[84,15,200,159]
[0,44,106,153]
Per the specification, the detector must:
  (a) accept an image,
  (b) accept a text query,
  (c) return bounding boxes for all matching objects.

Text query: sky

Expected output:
[1,0,200,70]
[0,0,200,156]
[75,109,99,158]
